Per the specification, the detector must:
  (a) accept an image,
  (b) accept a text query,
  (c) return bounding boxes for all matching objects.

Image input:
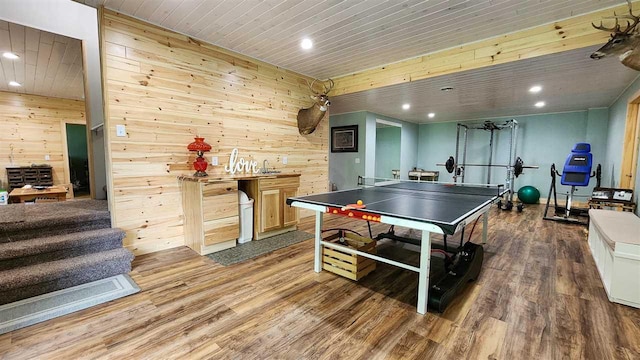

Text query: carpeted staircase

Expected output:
[0,200,134,305]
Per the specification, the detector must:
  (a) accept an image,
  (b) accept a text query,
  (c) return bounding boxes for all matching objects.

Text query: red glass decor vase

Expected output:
[187,137,212,177]
[187,137,212,152]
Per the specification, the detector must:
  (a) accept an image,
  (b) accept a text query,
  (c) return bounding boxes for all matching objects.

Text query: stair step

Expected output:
[0,220,112,243]
[0,248,134,305]
[0,228,126,271]
[0,201,111,243]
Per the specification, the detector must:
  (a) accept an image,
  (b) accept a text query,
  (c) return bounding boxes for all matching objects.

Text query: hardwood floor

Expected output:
[1,204,639,359]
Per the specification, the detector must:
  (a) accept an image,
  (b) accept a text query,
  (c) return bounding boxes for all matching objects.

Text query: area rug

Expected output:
[0,274,139,335]
[207,230,313,266]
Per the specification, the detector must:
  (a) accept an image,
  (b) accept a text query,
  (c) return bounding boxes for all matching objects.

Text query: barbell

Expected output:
[437,156,539,177]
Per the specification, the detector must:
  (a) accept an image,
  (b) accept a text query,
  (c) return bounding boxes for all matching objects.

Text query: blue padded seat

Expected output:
[561,143,592,186]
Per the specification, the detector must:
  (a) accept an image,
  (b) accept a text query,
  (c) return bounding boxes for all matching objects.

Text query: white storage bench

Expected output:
[588,209,640,308]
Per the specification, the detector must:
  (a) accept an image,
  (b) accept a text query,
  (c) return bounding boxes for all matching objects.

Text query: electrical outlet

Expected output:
[116,124,126,137]
[211,156,218,166]
[355,158,360,164]
[282,156,288,165]
[44,154,50,161]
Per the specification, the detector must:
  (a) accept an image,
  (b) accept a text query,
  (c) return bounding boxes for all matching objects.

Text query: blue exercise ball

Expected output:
[518,185,540,204]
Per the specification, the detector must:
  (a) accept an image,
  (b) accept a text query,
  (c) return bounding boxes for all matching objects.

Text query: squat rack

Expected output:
[452,119,519,206]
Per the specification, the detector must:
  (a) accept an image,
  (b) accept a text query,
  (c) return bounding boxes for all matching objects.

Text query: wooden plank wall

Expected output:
[0,91,86,188]
[331,2,638,96]
[101,10,329,255]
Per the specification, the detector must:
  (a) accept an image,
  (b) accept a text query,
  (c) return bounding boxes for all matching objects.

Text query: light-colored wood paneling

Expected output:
[102,11,328,255]
[331,2,640,96]
[0,91,86,189]
[78,0,625,80]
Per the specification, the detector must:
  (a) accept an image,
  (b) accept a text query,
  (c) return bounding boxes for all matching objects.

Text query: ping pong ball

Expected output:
[357,200,363,205]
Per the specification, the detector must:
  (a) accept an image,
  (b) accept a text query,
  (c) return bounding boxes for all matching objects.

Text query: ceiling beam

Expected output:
[331,2,638,96]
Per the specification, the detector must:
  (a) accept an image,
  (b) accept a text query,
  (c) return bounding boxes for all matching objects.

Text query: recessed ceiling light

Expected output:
[402,103,411,110]
[529,85,542,93]
[8,81,21,87]
[2,52,19,60]
[440,86,455,92]
[535,101,545,108]
[428,113,435,118]
[300,38,313,50]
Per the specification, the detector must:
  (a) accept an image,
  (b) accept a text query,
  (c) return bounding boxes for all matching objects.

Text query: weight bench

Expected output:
[588,209,640,308]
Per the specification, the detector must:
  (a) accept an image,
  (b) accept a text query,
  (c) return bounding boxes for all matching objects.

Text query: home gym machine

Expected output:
[543,143,601,225]
[436,119,538,212]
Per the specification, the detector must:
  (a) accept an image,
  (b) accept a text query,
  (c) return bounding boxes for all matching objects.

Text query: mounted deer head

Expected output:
[591,0,640,71]
[297,78,334,135]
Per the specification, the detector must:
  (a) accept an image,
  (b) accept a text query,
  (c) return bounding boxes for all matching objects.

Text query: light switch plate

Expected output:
[282,156,288,165]
[211,156,219,166]
[355,158,360,164]
[44,154,50,161]
[116,124,126,137]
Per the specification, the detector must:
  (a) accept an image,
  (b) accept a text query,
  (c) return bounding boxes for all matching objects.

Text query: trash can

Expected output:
[238,190,254,243]
[0,189,7,205]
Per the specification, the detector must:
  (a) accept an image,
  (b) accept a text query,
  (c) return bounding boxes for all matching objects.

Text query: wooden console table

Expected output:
[9,185,67,203]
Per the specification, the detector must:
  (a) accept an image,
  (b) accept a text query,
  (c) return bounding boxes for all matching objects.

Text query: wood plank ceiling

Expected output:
[0,20,85,100]
[78,0,625,79]
[331,46,640,123]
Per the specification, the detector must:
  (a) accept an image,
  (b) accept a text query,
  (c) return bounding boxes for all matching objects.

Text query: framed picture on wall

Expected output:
[331,125,358,152]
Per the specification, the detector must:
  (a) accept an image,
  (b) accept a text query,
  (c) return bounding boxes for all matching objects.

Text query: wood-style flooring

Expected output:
[1,204,639,359]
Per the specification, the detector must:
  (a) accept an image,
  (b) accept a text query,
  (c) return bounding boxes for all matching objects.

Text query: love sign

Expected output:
[224,148,259,175]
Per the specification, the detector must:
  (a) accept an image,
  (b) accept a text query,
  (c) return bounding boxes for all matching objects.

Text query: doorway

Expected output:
[621,91,640,189]
[66,124,90,197]
[375,119,402,180]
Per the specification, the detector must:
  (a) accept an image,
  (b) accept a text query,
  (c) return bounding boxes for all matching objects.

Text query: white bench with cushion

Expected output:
[588,209,640,308]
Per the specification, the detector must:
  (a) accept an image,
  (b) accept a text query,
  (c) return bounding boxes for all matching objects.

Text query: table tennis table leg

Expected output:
[314,211,323,273]
[417,230,432,315]
[482,211,489,244]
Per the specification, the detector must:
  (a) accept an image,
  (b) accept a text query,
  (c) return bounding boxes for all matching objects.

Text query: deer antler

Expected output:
[307,78,334,95]
[615,0,640,33]
[595,0,640,34]
[323,79,334,94]
[307,79,319,95]
[593,17,621,32]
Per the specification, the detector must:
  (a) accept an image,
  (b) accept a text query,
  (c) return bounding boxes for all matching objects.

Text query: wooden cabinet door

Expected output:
[282,188,298,228]
[260,189,281,232]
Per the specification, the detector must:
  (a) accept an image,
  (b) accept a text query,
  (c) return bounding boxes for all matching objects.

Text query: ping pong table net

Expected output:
[357,176,505,197]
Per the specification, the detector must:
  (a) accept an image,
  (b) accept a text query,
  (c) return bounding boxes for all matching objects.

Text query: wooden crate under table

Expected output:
[322,232,376,281]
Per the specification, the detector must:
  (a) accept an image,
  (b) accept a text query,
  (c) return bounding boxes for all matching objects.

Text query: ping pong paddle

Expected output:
[341,200,366,211]
[342,203,366,211]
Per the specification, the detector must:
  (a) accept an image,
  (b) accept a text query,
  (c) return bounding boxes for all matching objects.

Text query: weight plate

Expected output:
[514,157,524,177]
[445,156,455,173]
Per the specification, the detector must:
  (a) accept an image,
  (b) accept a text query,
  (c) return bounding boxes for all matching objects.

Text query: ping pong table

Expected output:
[286,179,504,314]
